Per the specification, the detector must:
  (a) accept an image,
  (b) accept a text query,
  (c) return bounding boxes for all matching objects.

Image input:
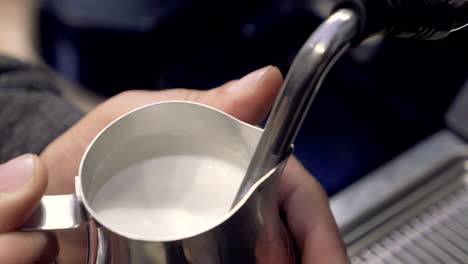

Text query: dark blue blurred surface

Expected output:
[39,0,468,195]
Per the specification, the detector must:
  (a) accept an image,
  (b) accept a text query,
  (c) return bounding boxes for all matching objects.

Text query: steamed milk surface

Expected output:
[91,152,245,239]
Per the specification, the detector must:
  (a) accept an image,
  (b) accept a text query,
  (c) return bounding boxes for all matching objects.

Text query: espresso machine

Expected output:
[332,73,468,263]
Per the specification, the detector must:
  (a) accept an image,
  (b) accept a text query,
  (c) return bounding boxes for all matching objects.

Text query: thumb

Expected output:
[0,154,48,232]
[82,66,283,127]
[195,66,283,124]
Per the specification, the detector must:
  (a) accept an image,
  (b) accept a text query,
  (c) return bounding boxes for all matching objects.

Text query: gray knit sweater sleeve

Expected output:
[0,55,84,162]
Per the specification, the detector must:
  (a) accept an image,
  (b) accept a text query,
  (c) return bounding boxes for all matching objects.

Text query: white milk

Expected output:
[91,151,246,240]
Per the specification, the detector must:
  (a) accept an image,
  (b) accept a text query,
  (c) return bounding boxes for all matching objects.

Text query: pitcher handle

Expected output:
[21,176,87,231]
[21,194,85,230]
[20,193,103,264]
[19,177,101,264]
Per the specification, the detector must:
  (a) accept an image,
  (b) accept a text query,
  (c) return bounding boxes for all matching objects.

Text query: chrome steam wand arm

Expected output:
[233,9,359,204]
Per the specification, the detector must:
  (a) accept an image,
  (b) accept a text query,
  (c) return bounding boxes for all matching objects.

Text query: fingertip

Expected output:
[0,154,48,232]
[210,66,284,124]
[263,66,284,89]
[255,65,283,103]
[235,65,283,97]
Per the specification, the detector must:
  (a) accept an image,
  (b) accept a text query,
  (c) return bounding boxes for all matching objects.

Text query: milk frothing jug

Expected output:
[23,101,296,264]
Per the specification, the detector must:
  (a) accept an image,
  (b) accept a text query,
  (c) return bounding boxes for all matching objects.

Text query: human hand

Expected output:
[41,66,347,263]
[0,154,58,263]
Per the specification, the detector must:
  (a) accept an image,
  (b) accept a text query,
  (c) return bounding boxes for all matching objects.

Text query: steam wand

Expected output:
[233,9,359,205]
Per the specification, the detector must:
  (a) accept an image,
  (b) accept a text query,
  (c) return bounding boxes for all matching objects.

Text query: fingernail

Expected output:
[0,154,34,193]
[238,66,272,87]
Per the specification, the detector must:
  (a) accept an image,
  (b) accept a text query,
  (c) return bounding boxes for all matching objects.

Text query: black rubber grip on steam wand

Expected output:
[332,0,468,43]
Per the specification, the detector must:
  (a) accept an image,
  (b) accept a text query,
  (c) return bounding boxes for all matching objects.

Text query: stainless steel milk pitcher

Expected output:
[22,101,296,264]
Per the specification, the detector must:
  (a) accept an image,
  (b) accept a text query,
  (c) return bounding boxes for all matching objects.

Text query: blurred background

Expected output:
[34,0,467,195]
